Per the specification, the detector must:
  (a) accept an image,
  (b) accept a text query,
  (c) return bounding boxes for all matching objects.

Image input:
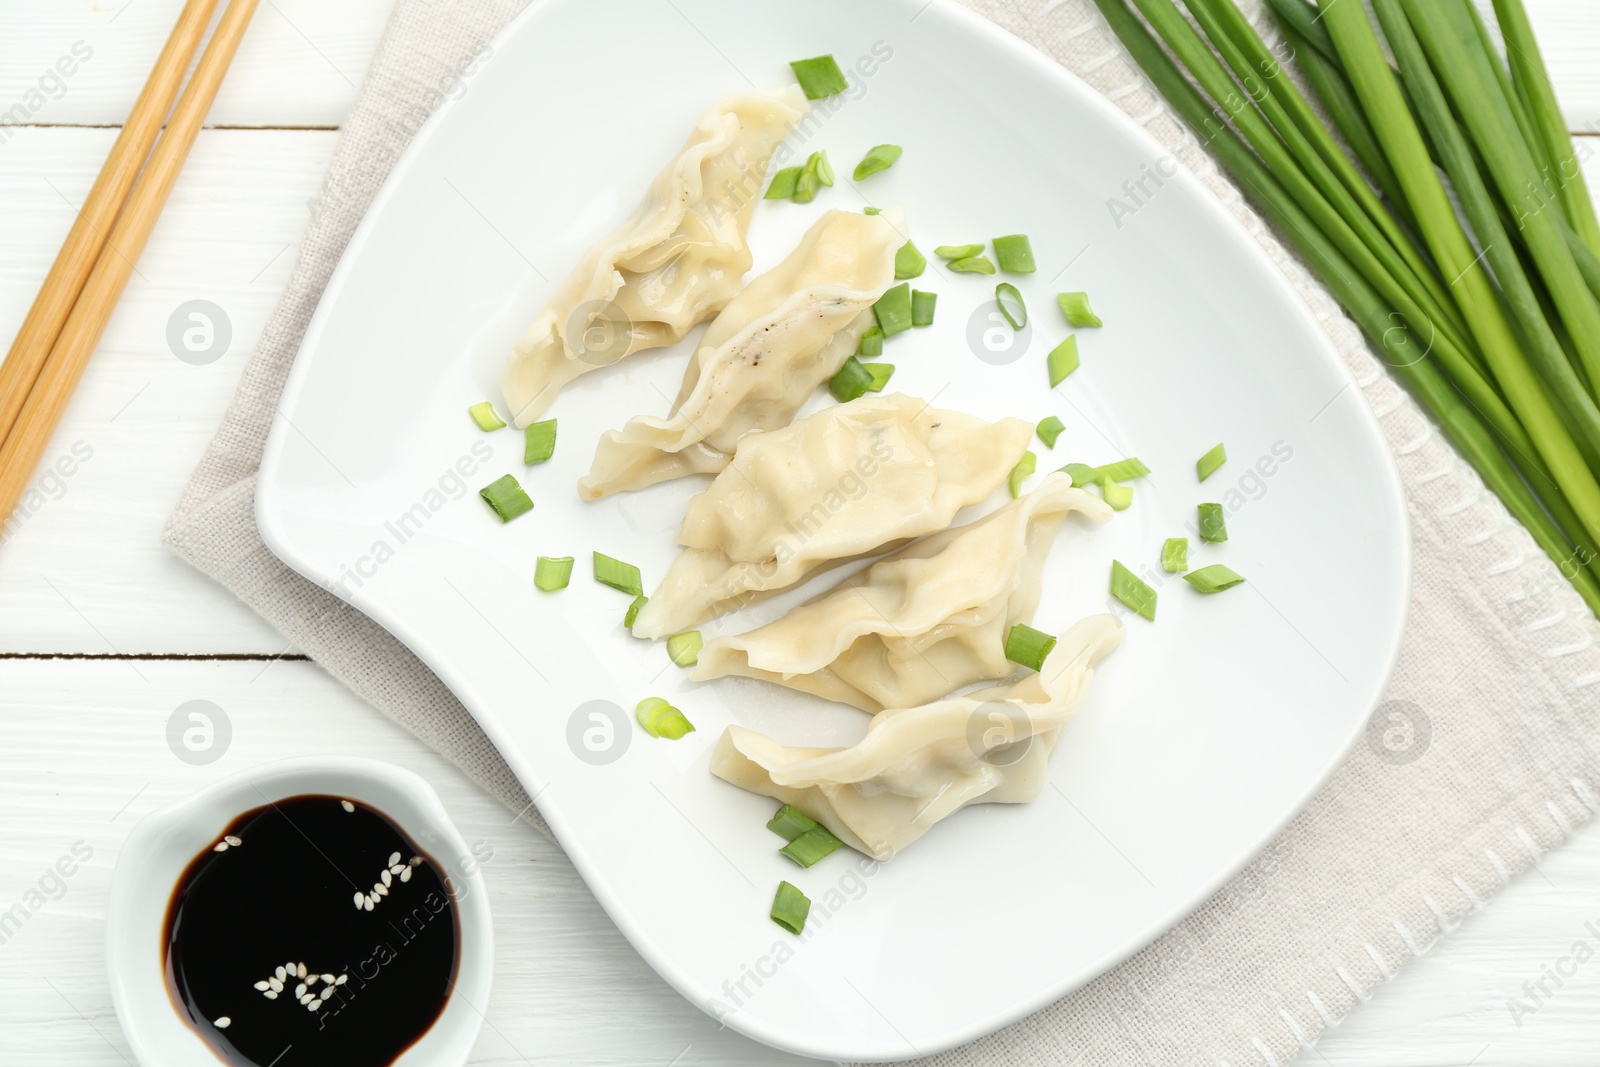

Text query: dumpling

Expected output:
[710,614,1124,859]
[629,394,1033,638]
[502,86,810,425]
[691,472,1112,711]
[578,208,907,499]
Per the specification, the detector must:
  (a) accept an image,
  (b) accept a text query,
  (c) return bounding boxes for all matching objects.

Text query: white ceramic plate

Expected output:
[257,0,1409,1059]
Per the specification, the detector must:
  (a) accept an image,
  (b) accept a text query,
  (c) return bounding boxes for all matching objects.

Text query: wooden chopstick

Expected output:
[0,0,260,531]
[0,0,219,449]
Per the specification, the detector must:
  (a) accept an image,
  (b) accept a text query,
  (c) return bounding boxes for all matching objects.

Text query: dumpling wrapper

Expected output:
[578,207,907,499]
[691,472,1112,711]
[711,614,1124,860]
[502,86,809,425]
[629,393,1034,638]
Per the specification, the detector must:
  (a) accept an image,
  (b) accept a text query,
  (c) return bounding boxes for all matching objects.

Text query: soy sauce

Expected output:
[164,795,459,1067]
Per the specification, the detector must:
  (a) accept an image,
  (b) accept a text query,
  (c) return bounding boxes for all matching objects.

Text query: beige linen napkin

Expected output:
[165,1,1600,1064]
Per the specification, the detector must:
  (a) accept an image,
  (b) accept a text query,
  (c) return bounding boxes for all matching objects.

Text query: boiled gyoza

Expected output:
[691,472,1111,710]
[578,208,907,499]
[710,614,1124,859]
[628,394,1033,638]
[502,86,809,425]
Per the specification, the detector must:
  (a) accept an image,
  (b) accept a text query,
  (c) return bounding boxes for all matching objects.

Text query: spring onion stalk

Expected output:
[853,144,903,180]
[948,255,996,274]
[635,697,695,740]
[666,631,702,667]
[1092,457,1150,482]
[911,290,937,326]
[996,283,1027,329]
[1196,443,1227,482]
[829,357,876,402]
[895,241,927,280]
[935,244,985,260]
[858,326,884,357]
[813,150,835,186]
[1184,564,1247,593]
[863,206,881,215]
[1099,477,1133,510]
[864,362,895,392]
[765,166,802,199]
[534,555,574,591]
[874,282,914,335]
[771,881,811,934]
[1008,451,1036,498]
[479,475,533,522]
[468,402,505,431]
[625,594,647,628]
[1004,623,1057,671]
[1261,0,1336,65]
[1036,415,1065,449]
[790,55,848,99]
[523,418,557,464]
[593,551,643,596]
[1162,537,1189,573]
[992,234,1036,273]
[1198,502,1228,542]
[1047,336,1079,386]
[768,804,819,841]
[1110,561,1157,621]
[794,151,831,203]
[1057,292,1102,328]
[780,826,844,868]
[1060,462,1096,487]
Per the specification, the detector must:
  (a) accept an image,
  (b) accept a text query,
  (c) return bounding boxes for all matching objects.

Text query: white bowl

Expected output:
[106,757,493,1066]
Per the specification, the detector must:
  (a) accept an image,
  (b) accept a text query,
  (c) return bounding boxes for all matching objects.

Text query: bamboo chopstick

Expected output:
[0,0,219,448]
[0,0,260,531]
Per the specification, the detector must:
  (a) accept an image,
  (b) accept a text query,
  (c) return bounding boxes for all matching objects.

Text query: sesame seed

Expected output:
[408,856,423,866]
[306,974,319,986]
[321,973,335,984]
[374,882,388,898]
[298,992,313,1005]
[294,983,306,998]
[363,896,374,911]
[388,851,401,867]
[307,999,321,1012]
[297,963,307,979]
[264,990,278,1000]
[274,967,286,982]
[390,864,405,875]
[285,960,296,975]
[224,835,242,847]
[353,891,364,909]
[335,974,348,985]
[399,866,412,882]
[253,981,269,991]
[212,842,229,852]
[380,869,392,887]
[214,1017,231,1029]
[268,977,283,992]
[341,799,356,813]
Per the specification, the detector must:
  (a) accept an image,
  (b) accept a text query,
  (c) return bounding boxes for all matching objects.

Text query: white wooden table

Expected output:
[2,2,1598,1064]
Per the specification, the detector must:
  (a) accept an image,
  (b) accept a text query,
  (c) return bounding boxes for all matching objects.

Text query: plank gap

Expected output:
[0,651,310,662]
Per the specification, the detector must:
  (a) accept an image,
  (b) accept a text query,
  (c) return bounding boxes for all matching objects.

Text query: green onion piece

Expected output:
[767,804,819,842]
[873,282,914,335]
[947,255,995,274]
[1008,450,1036,498]
[1161,538,1188,574]
[789,55,849,100]
[857,326,884,357]
[852,143,903,180]
[934,243,985,259]
[895,241,926,280]
[523,418,557,464]
[1099,477,1133,510]
[813,150,834,187]
[794,155,823,204]
[479,475,533,522]
[992,234,1036,273]
[1059,462,1096,487]
[910,290,937,326]
[780,825,844,868]
[1047,336,1079,386]
[1196,442,1227,482]
[1184,564,1246,594]
[1110,560,1157,621]
[995,282,1027,330]
[863,362,895,392]
[624,594,648,628]
[593,551,643,595]
[534,555,573,591]
[828,356,876,402]
[1036,415,1065,449]
[666,630,703,667]
[468,402,505,431]
[1004,623,1057,671]
[1092,457,1149,482]
[1198,503,1228,543]
[764,166,802,199]
[635,697,695,740]
[1056,292,1102,328]
[863,206,881,216]
[770,880,811,934]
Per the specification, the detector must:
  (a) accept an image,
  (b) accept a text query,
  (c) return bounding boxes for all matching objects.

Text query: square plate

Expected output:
[257,0,1409,1059]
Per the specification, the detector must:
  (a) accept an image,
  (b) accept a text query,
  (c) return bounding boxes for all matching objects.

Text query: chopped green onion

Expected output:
[995,282,1027,329]
[625,594,648,628]
[911,289,937,326]
[794,153,825,203]
[895,241,926,280]
[770,880,811,934]
[523,418,557,464]
[468,402,505,431]
[767,804,819,841]
[934,243,985,260]
[1047,335,1079,386]
[1004,623,1057,671]
[1110,560,1157,621]
[1056,292,1102,327]
[948,255,995,274]
[1036,415,1065,449]
[863,362,895,392]
[1099,477,1133,510]
[1093,457,1150,482]
[1184,564,1246,594]
[635,697,695,740]
[666,630,703,667]
[479,475,533,522]
[789,55,849,100]
[852,144,902,180]
[1008,450,1036,498]
[828,356,876,402]
[534,555,573,591]
[781,825,844,868]
[814,150,835,187]
[1198,503,1228,543]
[992,234,1036,273]
[1059,461,1096,487]
[873,282,913,335]
[862,206,881,215]
[1196,442,1227,482]
[857,326,884,357]
[1162,537,1188,573]
[593,551,643,595]
[765,166,802,199]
